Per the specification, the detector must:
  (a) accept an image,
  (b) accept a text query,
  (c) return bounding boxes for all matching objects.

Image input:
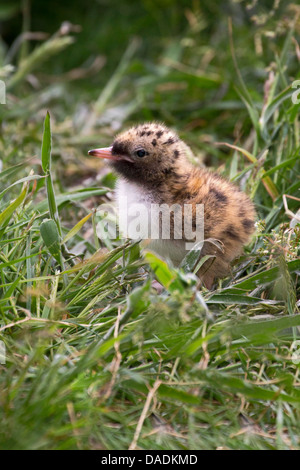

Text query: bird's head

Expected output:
[88,123,192,189]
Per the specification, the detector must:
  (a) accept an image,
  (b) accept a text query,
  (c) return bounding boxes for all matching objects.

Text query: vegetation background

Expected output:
[0,0,299,450]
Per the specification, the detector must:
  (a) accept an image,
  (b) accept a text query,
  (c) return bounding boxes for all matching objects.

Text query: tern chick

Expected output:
[89,123,256,289]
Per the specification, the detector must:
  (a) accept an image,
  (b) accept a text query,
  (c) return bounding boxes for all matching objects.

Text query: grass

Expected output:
[0,0,300,450]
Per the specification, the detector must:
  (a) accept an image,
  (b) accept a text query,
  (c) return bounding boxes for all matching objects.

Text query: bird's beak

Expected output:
[88,146,132,162]
[88,146,117,160]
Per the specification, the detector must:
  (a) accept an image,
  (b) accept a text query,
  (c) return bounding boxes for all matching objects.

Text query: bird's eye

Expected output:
[135,149,147,158]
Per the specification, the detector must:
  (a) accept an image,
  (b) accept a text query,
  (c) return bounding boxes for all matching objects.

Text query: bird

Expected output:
[88,122,256,289]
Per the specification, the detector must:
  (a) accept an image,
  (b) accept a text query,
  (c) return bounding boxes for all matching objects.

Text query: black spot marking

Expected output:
[174,150,180,159]
[210,187,228,204]
[152,139,157,147]
[223,224,241,241]
[239,207,246,218]
[139,131,146,137]
[163,137,176,145]
[242,219,254,233]
[112,140,128,156]
[146,131,153,136]
[162,167,174,176]
[188,190,199,199]
[173,189,191,200]
[156,130,164,138]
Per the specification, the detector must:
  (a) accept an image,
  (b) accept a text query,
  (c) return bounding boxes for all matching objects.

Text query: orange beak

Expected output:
[88,146,132,162]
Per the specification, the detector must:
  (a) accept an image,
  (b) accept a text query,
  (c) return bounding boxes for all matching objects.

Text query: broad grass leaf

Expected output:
[35,188,108,213]
[62,212,92,244]
[0,186,27,231]
[145,252,184,293]
[40,218,62,264]
[41,111,51,173]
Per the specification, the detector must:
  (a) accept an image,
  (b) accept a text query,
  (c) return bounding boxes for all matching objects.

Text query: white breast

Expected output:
[115,178,186,266]
[116,178,154,238]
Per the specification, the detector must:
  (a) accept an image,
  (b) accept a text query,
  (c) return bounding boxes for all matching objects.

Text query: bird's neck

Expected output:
[145,160,196,204]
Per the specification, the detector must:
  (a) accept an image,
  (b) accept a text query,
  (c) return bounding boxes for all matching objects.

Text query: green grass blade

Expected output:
[41,111,51,173]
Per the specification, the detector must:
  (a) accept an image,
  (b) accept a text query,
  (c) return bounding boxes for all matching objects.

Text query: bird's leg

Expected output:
[196,241,232,290]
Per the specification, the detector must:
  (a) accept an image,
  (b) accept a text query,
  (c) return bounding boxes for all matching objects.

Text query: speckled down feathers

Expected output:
[109,123,256,289]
